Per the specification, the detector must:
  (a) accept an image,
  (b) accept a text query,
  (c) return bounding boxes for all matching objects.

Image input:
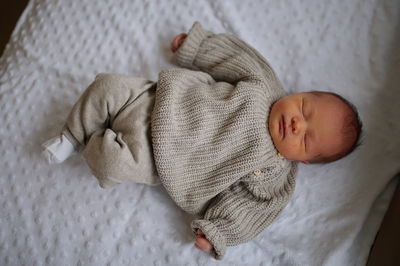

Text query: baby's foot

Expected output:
[42,134,77,164]
[98,177,119,189]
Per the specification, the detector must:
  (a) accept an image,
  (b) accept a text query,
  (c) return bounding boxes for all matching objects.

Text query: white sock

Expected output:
[42,134,78,164]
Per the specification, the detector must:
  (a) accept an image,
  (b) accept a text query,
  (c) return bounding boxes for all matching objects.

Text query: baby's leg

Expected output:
[82,128,157,188]
[44,74,149,161]
[43,74,160,187]
[62,74,154,148]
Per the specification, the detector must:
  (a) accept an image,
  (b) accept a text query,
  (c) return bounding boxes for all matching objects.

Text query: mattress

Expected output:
[1,0,399,265]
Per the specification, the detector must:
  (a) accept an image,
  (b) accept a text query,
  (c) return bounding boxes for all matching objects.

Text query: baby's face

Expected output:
[268,92,349,163]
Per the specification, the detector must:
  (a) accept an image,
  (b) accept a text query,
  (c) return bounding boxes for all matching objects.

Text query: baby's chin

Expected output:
[279,152,310,163]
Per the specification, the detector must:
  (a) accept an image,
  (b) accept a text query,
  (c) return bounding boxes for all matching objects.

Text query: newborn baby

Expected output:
[42,22,362,259]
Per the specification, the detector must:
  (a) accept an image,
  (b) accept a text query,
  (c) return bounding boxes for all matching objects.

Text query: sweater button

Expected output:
[253,169,261,176]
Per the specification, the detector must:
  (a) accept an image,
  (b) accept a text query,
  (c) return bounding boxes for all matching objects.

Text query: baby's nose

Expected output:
[291,116,303,135]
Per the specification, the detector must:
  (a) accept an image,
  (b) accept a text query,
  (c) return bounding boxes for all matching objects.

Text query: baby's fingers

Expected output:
[171,33,187,53]
[195,236,212,252]
[196,229,205,237]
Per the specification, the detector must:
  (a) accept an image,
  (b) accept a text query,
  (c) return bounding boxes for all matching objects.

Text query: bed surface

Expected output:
[1,0,399,265]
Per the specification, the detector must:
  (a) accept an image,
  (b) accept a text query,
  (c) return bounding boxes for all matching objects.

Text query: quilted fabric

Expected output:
[0,0,399,265]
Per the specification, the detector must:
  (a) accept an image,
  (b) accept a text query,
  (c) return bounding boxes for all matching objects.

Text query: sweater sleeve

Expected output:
[175,22,279,84]
[191,166,296,259]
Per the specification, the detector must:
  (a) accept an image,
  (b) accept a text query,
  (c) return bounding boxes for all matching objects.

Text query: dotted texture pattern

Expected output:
[0,0,399,265]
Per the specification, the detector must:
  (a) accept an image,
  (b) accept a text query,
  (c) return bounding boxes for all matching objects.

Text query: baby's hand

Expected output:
[194,229,213,253]
[171,33,187,53]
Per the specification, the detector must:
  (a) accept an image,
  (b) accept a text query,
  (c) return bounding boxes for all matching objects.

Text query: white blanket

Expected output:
[1,0,399,265]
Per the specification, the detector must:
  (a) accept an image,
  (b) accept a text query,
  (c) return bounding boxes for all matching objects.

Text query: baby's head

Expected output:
[268,91,362,164]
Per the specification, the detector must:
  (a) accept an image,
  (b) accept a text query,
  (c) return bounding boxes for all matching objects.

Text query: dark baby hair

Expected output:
[308,91,363,164]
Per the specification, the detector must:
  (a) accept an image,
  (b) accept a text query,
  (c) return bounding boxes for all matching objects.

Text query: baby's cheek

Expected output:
[278,140,302,160]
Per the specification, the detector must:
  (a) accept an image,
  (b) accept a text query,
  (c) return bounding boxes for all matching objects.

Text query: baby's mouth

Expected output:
[279,116,286,139]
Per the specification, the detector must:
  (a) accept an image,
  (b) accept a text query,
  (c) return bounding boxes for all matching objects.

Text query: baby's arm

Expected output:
[190,166,296,260]
[171,22,278,84]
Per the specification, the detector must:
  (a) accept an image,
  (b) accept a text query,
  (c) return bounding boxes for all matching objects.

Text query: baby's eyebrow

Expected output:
[303,97,311,117]
[310,91,323,97]
[312,153,323,161]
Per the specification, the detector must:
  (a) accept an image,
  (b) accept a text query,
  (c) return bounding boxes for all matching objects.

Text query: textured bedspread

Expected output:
[1,0,399,265]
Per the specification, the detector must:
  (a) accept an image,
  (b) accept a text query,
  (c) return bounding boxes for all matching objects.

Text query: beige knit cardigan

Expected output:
[151,22,297,259]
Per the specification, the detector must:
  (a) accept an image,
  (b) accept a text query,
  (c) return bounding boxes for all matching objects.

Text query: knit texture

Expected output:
[151,22,298,259]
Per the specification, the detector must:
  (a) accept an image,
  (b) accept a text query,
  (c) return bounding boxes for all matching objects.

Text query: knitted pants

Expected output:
[62,74,160,188]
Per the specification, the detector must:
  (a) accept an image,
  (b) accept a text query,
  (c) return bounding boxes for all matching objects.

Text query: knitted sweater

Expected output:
[150,22,297,259]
